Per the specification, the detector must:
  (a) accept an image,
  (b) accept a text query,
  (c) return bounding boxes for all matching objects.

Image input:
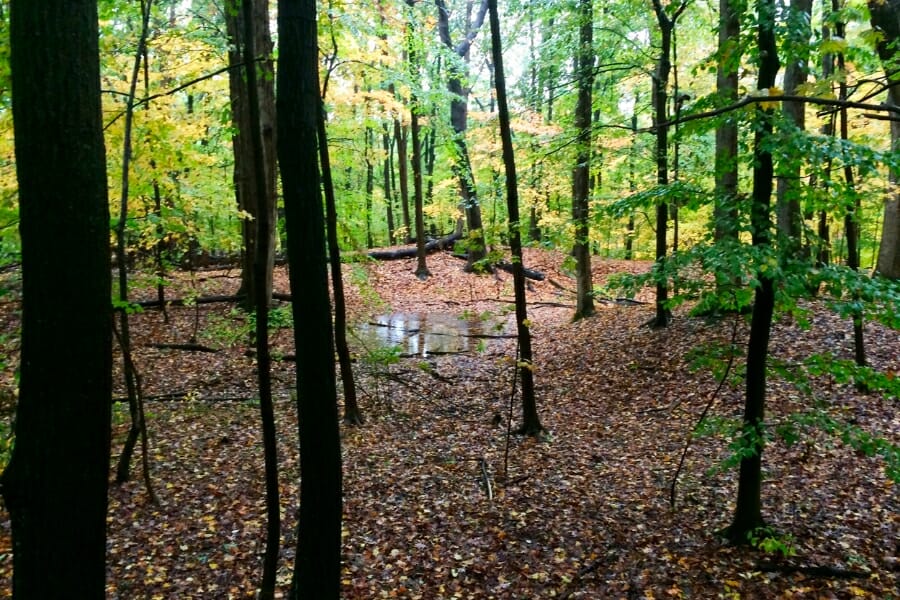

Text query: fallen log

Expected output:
[450,254,546,281]
[145,342,219,353]
[494,260,546,281]
[367,231,462,260]
[133,294,245,309]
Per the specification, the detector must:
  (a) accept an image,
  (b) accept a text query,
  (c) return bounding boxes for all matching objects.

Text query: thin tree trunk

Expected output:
[489,0,543,436]
[572,0,595,320]
[405,0,431,280]
[114,0,156,505]
[319,99,363,425]
[241,0,280,595]
[836,13,867,376]
[726,0,780,544]
[648,0,687,328]
[382,125,396,242]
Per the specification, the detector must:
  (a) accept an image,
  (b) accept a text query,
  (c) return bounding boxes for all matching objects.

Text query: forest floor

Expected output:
[0,247,897,598]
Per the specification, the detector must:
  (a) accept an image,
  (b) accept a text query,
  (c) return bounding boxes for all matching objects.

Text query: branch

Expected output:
[104,62,251,130]
[648,93,900,134]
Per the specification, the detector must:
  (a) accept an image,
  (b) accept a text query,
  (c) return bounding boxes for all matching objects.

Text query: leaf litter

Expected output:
[0,248,896,598]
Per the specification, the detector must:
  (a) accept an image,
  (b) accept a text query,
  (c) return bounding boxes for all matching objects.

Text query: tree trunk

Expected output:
[489,0,544,436]
[572,0,595,320]
[113,0,155,504]
[436,0,490,270]
[726,0,780,545]
[319,98,364,425]
[406,0,431,280]
[714,0,741,241]
[648,0,687,328]
[382,124,396,242]
[776,0,812,254]
[241,0,280,595]
[869,0,900,278]
[836,12,867,374]
[227,0,277,311]
[277,0,343,597]
[1,0,112,596]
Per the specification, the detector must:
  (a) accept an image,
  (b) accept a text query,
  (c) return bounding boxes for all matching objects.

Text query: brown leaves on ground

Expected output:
[0,248,896,598]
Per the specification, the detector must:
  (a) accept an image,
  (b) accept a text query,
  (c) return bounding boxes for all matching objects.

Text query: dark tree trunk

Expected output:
[489,0,543,436]
[869,0,900,278]
[648,0,687,328]
[714,0,741,241]
[241,0,280,595]
[382,124,396,242]
[1,0,112,596]
[277,1,343,597]
[113,0,155,504]
[572,0,595,320]
[436,0,490,270]
[395,119,412,242]
[726,0,780,545]
[227,0,277,311]
[365,124,375,249]
[406,0,431,280]
[836,14,867,375]
[318,98,364,425]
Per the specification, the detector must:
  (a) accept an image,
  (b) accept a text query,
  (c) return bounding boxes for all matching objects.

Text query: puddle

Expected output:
[354,312,510,357]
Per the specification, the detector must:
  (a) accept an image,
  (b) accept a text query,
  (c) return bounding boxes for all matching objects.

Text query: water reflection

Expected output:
[355,312,508,357]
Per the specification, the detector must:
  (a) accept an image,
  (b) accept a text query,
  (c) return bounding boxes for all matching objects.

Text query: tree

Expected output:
[869,0,900,279]
[648,0,688,328]
[406,0,431,280]
[775,0,812,253]
[436,0,490,271]
[240,0,280,595]
[226,0,277,310]
[714,0,741,242]
[572,0,595,320]
[1,0,112,596]
[725,0,780,544]
[489,0,543,436]
[277,0,343,597]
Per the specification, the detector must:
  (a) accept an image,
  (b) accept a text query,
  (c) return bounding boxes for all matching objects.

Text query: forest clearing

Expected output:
[0,249,894,598]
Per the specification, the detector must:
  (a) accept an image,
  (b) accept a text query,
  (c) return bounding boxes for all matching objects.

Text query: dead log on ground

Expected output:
[367,231,462,260]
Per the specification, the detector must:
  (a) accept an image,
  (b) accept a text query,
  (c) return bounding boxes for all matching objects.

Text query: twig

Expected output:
[501,339,520,481]
[670,308,741,508]
[479,457,493,502]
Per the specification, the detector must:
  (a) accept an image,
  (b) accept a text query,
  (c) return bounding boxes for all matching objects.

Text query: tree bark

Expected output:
[406,0,431,280]
[1,0,112,596]
[436,0,490,270]
[318,96,363,425]
[869,0,900,278]
[776,0,812,254]
[489,0,544,436]
[648,0,687,328]
[726,0,780,545]
[277,1,343,597]
[241,0,281,595]
[572,0,595,320]
[227,0,277,311]
[714,0,742,241]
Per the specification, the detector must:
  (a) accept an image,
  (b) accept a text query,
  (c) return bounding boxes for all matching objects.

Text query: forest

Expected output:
[0,0,897,598]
